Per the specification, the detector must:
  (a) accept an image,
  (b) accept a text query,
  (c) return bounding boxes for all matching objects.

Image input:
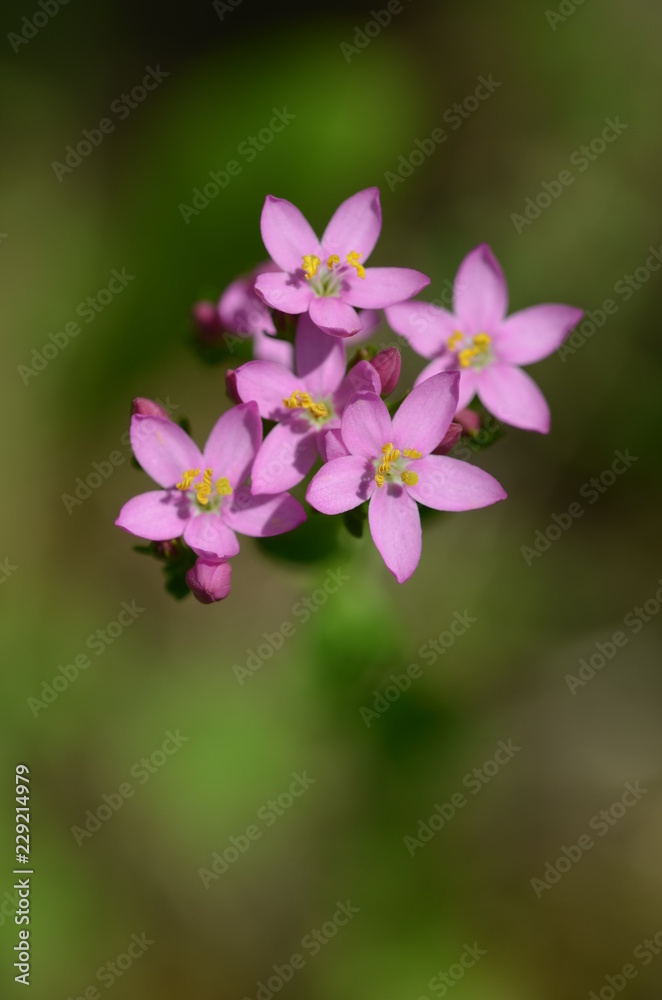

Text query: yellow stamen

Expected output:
[195,468,214,505]
[403,448,422,459]
[327,254,340,269]
[176,468,200,491]
[401,470,419,486]
[447,331,463,351]
[347,250,366,279]
[302,254,321,280]
[282,390,329,420]
[375,443,401,485]
[375,473,385,488]
[474,333,491,348]
[458,347,479,368]
[215,477,232,496]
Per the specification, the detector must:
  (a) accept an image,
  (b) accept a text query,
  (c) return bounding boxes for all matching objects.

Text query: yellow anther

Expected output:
[346,250,366,279]
[302,254,320,280]
[447,331,463,351]
[458,347,478,368]
[403,448,422,459]
[375,473,385,488]
[283,390,329,421]
[215,477,232,496]
[474,333,491,348]
[176,468,200,491]
[196,468,213,505]
[327,254,340,269]
[401,470,419,486]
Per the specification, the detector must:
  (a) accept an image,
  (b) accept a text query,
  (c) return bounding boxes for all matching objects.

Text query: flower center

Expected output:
[176,468,232,510]
[283,390,331,423]
[447,331,493,369]
[301,250,366,297]
[374,443,421,488]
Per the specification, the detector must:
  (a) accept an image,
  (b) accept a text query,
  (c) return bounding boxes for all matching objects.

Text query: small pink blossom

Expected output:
[254,188,430,339]
[186,558,232,604]
[306,372,506,583]
[386,244,583,433]
[216,262,294,367]
[116,403,306,560]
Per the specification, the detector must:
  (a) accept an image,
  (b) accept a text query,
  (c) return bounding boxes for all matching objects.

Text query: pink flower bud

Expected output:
[191,300,223,342]
[369,348,401,396]
[225,369,241,404]
[186,558,232,604]
[433,421,463,455]
[455,408,481,435]
[132,398,172,421]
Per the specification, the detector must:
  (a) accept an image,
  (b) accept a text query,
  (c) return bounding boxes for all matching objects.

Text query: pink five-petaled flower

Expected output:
[306,372,506,583]
[234,314,381,494]
[115,403,306,560]
[385,244,584,433]
[254,187,430,339]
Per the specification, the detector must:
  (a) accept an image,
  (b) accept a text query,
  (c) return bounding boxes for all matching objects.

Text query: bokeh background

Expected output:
[2,0,662,996]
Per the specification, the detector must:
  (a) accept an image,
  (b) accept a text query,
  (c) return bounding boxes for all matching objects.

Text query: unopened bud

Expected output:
[369,348,401,396]
[192,300,224,342]
[225,369,241,404]
[132,398,172,420]
[433,422,463,455]
[186,559,232,604]
[455,408,481,435]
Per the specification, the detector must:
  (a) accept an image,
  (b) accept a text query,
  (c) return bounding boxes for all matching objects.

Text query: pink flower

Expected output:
[254,188,430,339]
[234,314,381,493]
[217,262,293,367]
[186,558,232,604]
[306,373,506,583]
[115,403,306,559]
[385,244,583,433]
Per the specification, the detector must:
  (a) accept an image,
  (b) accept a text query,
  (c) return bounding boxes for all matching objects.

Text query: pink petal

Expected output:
[295,313,347,396]
[309,296,363,338]
[115,490,189,540]
[454,244,508,333]
[260,194,322,272]
[392,372,459,456]
[456,368,478,410]
[234,361,302,420]
[306,455,376,514]
[218,274,276,336]
[253,329,294,368]
[321,187,382,262]
[477,363,551,433]
[202,402,262,487]
[341,393,391,458]
[368,485,421,584]
[223,487,307,537]
[254,271,314,315]
[341,309,382,348]
[320,428,350,461]
[407,455,507,511]
[495,304,584,365]
[342,267,430,309]
[385,301,459,359]
[250,422,320,494]
[130,416,203,489]
[183,512,240,560]
[334,360,381,413]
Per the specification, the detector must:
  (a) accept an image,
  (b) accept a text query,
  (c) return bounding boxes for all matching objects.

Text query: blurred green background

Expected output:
[1,0,662,996]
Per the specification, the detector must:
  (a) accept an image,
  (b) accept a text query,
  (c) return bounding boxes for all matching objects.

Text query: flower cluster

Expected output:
[116,187,582,602]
